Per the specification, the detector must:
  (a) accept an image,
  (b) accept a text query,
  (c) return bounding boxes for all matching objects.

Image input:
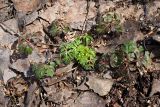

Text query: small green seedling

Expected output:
[32,63,55,79]
[110,51,123,68]
[141,51,152,69]
[18,44,33,55]
[80,33,93,46]
[121,41,137,54]
[121,40,144,61]
[121,40,152,69]
[49,21,61,37]
[95,12,122,35]
[49,20,70,37]
[60,34,96,70]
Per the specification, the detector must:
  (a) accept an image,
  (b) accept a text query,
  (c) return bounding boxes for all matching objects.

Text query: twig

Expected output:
[81,0,90,33]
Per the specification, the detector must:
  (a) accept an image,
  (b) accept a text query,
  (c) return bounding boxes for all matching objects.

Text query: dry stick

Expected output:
[24,82,38,107]
[81,0,90,33]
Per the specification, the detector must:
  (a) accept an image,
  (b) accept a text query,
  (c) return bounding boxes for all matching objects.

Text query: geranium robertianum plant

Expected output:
[60,34,96,70]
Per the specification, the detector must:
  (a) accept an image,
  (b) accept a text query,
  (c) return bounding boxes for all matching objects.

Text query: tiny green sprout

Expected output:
[121,41,137,54]
[121,40,146,61]
[94,12,122,35]
[110,51,123,68]
[18,44,33,55]
[141,51,152,69]
[49,20,70,37]
[103,12,115,23]
[32,63,55,79]
[49,21,61,37]
[80,33,93,46]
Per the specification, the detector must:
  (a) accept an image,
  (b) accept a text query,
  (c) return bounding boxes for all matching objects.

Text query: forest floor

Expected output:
[0,0,160,107]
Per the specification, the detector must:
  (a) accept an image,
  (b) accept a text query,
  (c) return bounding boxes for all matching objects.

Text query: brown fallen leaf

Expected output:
[12,0,42,13]
[69,92,106,107]
[150,79,160,96]
[55,62,74,76]
[86,76,114,96]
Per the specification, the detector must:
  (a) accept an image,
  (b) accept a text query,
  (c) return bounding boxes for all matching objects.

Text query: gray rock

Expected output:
[70,20,96,31]
[0,34,18,48]
[0,0,13,22]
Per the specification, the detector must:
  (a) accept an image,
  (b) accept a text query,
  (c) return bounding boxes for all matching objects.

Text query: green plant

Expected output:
[103,12,120,23]
[121,41,137,54]
[76,45,96,69]
[32,63,55,79]
[121,40,152,70]
[141,51,152,69]
[97,40,152,72]
[95,12,122,35]
[18,43,33,55]
[110,51,124,68]
[60,34,96,70]
[121,41,144,61]
[49,21,61,37]
[80,33,93,46]
[49,21,70,37]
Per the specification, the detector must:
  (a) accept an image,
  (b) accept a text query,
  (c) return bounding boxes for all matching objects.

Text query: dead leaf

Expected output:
[55,62,74,76]
[70,92,106,107]
[86,76,114,96]
[150,79,160,96]
[12,0,42,13]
